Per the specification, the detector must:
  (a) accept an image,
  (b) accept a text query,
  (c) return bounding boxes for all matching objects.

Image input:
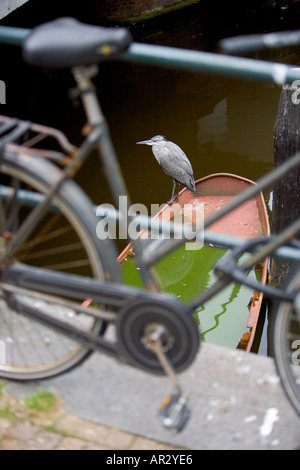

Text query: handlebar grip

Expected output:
[220,30,300,55]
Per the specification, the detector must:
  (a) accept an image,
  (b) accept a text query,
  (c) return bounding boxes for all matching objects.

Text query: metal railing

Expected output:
[0,24,300,84]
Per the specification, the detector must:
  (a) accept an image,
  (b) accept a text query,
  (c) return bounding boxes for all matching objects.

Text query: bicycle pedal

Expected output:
[159,393,190,433]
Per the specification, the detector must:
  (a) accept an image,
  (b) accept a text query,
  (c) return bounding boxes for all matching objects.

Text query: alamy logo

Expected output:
[291,80,300,104]
[0,80,5,104]
[291,340,300,365]
[96,196,204,250]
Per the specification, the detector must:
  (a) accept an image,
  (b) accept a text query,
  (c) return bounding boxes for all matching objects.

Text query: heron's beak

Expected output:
[136,140,152,145]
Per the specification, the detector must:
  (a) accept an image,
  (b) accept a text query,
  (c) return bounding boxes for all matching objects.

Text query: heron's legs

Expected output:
[168,180,179,205]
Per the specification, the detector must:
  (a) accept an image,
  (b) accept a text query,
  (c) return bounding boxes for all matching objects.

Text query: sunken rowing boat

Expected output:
[118,173,270,352]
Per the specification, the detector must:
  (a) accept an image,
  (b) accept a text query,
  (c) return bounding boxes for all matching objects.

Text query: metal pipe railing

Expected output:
[1,25,300,85]
[1,184,300,262]
[122,42,300,85]
[0,25,30,45]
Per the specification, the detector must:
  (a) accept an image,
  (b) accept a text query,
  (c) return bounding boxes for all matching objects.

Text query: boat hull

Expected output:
[118,173,270,352]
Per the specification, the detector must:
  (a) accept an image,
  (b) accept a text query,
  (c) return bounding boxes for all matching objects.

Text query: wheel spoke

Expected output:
[0,156,104,380]
[273,264,300,416]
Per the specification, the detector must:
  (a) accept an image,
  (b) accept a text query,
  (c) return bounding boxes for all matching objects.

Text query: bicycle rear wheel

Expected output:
[271,262,300,415]
[0,151,120,380]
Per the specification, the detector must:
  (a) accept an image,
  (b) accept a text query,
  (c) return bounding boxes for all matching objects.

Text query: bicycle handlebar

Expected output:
[220,29,300,55]
[214,238,296,303]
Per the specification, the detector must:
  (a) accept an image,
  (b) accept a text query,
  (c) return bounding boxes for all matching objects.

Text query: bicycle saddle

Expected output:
[22,17,132,69]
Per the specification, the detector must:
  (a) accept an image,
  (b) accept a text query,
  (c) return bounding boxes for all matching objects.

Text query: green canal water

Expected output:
[122,244,260,349]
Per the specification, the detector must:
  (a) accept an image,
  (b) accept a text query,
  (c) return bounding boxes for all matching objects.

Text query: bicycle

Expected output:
[0,17,300,430]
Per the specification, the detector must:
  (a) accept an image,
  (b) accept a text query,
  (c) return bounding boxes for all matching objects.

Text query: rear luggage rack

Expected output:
[0,115,77,165]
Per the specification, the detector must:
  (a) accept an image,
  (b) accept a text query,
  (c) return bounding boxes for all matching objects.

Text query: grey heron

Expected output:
[136,135,196,204]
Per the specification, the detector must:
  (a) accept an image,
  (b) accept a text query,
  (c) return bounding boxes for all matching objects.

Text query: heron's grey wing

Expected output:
[159,144,193,176]
[166,142,194,175]
[159,145,195,191]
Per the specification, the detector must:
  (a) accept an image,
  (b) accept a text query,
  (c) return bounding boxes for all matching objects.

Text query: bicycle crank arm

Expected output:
[146,327,191,432]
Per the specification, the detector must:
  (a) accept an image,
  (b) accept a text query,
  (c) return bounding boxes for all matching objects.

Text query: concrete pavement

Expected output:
[2,342,300,450]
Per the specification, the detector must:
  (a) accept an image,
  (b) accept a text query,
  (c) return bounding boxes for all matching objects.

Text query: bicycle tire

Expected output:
[0,150,121,381]
[271,261,300,415]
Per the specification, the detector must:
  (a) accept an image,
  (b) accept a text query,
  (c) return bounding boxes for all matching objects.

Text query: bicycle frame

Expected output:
[1,58,300,359]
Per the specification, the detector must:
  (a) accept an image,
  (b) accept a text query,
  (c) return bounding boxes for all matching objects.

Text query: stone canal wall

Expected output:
[86,0,200,23]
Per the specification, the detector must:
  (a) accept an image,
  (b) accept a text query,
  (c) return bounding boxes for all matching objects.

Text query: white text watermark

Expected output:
[291,340,300,365]
[96,197,204,250]
[291,80,300,104]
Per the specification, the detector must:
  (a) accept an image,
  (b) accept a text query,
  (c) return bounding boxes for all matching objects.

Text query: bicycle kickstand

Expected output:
[147,326,190,433]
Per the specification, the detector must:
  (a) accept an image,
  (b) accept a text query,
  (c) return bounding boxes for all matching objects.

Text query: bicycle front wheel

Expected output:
[0,151,120,381]
[271,262,300,415]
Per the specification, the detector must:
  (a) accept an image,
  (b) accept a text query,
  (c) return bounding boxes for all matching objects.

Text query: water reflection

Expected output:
[197,283,242,344]
[197,98,228,150]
